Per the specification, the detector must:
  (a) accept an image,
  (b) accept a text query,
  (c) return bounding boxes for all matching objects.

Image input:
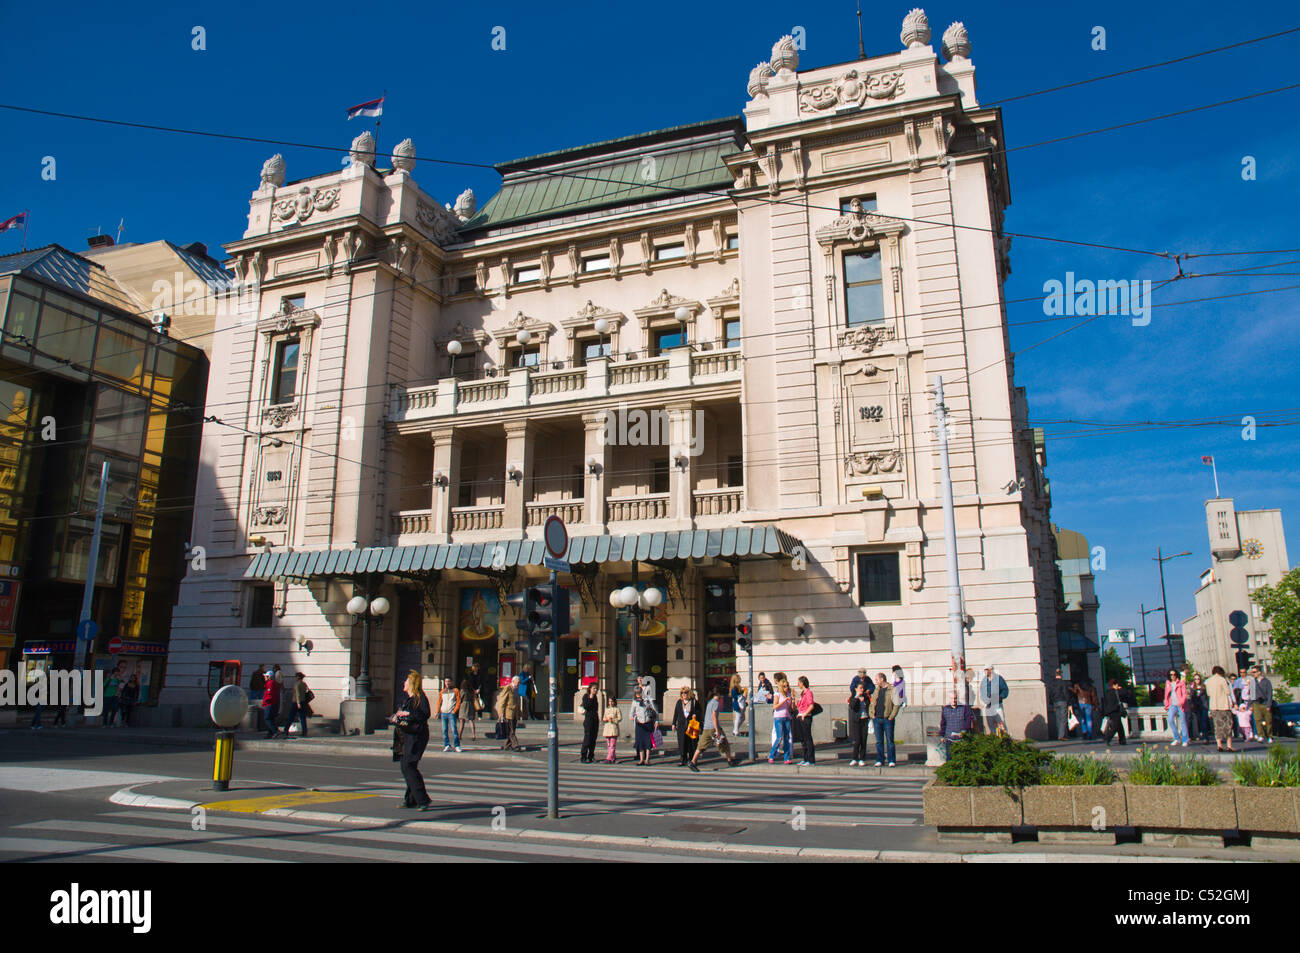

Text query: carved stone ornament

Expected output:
[942,22,971,61]
[453,189,476,221]
[416,199,459,245]
[844,449,902,476]
[770,35,799,74]
[817,200,907,251]
[900,8,931,48]
[837,324,896,354]
[272,185,340,224]
[799,69,905,113]
[260,153,286,188]
[350,130,376,167]
[392,137,416,172]
[262,403,298,429]
[747,61,775,98]
[253,504,289,526]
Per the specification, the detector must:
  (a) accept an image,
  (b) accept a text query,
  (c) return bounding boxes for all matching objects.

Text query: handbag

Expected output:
[304,689,315,704]
[686,716,701,740]
[495,720,508,740]
[1067,710,1080,730]
[810,702,823,717]
[651,727,663,749]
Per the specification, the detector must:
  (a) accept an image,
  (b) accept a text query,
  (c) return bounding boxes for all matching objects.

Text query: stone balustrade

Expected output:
[606,493,670,522]
[526,499,584,526]
[693,486,744,516]
[450,504,505,532]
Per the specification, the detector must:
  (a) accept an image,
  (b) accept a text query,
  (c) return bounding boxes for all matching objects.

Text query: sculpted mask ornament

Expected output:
[747,62,775,98]
[900,8,931,48]
[453,189,476,221]
[392,138,416,172]
[942,22,971,61]
[350,130,376,167]
[770,35,798,74]
[253,504,289,526]
[844,450,902,477]
[260,153,285,188]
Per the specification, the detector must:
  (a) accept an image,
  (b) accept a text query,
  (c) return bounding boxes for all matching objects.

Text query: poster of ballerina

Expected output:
[459,587,499,641]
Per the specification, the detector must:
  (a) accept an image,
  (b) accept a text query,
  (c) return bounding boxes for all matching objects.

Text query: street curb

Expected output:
[109,786,200,811]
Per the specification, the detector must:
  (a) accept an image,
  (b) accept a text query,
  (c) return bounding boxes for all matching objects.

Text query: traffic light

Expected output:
[1228,609,1252,672]
[735,612,753,654]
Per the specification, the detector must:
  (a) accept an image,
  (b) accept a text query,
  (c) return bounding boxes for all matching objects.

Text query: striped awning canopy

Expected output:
[244,526,802,582]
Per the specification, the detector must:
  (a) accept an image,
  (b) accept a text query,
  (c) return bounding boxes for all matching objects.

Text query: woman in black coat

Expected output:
[580,683,600,763]
[672,687,702,766]
[392,670,433,810]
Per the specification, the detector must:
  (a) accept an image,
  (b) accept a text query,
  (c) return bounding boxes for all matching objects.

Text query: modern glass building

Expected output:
[0,245,208,707]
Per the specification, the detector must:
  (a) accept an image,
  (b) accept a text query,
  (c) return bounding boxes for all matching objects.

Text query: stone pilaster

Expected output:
[582,411,609,527]
[503,420,534,532]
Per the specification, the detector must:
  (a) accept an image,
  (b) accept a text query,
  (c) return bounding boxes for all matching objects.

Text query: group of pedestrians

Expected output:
[28,663,139,730]
[848,669,907,766]
[252,663,313,738]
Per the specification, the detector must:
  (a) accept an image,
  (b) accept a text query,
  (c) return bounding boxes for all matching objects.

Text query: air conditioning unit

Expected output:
[150,312,172,335]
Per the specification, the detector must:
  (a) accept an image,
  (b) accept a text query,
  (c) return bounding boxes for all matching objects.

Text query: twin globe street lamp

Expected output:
[347,594,390,699]
[609,583,664,698]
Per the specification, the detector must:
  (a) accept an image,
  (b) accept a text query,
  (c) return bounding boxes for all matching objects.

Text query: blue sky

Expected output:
[2,0,1297,643]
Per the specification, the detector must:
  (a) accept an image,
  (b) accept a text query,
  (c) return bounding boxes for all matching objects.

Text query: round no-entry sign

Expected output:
[107,637,123,655]
[543,515,568,559]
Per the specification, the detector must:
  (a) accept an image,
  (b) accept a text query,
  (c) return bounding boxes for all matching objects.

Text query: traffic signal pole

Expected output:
[546,570,559,820]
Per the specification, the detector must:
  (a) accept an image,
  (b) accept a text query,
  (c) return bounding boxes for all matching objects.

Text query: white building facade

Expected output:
[163,11,1063,737]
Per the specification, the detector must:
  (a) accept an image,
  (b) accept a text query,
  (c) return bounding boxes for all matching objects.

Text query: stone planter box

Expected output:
[923,782,1022,837]
[1021,783,1128,829]
[1234,787,1299,834]
[1125,785,1181,829]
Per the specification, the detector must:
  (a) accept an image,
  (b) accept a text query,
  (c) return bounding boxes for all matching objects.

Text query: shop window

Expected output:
[857,552,901,605]
[249,586,274,627]
[844,250,884,327]
[270,338,300,403]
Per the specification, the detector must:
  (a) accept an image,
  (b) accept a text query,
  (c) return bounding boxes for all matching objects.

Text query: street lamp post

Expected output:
[611,570,663,704]
[1153,548,1191,642]
[347,590,390,700]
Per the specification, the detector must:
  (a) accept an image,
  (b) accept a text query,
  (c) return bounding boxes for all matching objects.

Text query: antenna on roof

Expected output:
[116,218,125,244]
[857,0,866,60]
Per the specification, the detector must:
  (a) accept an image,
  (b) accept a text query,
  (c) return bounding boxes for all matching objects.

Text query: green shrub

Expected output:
[1233,745,1300,787]
[936,733,1052,792]
[1041,754,1119,786]
[1126,745,1220,786]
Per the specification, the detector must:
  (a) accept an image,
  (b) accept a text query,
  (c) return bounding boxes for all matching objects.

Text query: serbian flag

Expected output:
[1202,455,1214,465]
[346,97,384,120]
[0,211,27,233]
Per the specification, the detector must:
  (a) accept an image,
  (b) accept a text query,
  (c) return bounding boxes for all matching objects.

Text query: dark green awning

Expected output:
[243,526,802,582]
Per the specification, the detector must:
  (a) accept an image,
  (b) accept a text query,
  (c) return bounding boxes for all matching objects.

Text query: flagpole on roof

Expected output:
[375,90,386,164]
[21,210,28,252]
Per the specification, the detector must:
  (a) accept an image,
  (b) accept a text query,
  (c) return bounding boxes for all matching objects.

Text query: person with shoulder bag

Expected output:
[580,683,601,763]
[435,677,463,752]
[673,687,701,766]
[630,688,656,765]
[794,675,820,765]
[497,676,522,751]
[390,671,433,810]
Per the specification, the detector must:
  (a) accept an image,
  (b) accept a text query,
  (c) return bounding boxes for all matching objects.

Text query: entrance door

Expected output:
[394,589,423,701]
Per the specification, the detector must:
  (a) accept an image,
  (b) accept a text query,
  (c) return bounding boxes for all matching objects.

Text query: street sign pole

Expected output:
[546,569,559,820]
[746,613,756,764]
[79,460,110,714]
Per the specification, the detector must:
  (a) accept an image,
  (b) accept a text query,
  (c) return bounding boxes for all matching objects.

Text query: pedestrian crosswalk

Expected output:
[391,758,926,829]
[0,810,741,864]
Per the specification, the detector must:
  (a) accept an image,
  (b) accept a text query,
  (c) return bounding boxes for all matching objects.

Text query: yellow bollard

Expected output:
[213,730,234,791]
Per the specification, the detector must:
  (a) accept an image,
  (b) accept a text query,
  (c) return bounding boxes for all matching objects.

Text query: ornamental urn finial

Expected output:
[900,8,931,48]
[747,61,775,98]
[260,153,285,188]
[350,130,376,167]
[770,35,798,74]
[392,137,416,172]
[453,189,476,222]
[942,22,971,61]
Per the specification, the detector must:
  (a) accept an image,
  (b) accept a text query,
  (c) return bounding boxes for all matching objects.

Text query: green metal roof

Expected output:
[244,527,802,581]
[460,119,744,232]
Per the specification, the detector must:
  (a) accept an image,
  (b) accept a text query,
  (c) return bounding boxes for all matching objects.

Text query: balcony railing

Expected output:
[390,347,740,423]
[606,493,670,522]
[391,509,433,535]
[526,499,584,526]
[450,504,505,532]
[693,486,744,516]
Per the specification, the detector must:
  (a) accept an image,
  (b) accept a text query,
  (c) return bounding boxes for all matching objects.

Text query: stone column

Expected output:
[666,401,697,526]
[582,410,610,528]
[503,419,534,532]
[431,428,460,538]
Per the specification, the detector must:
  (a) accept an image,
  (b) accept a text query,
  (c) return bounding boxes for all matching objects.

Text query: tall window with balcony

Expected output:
[509,345,540,369]
[270,338,300,404]
[576,339,610,366]
[653,328,686,356]
[724,319,741,349]
[844,251,885,327]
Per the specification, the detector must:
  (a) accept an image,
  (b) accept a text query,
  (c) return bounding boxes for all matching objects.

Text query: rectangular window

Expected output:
[651,459,669,495]
[726,454,743,487]
[5,293,40,344]
[724,319,741,349]
[654,243,685,262]
[841,195,878,213]
[456,276,477,295]
[726,234,739,250]
[270,338,300,403]
[249,586,274,627]
[37,299,96,368]
[95,324,148,385]
[582,255,610,273]
[513,266,541,283]
[449,350,477,381]
[1247,574,1267,591]
[577,340,610,365]
[510,346,540,369]
[857,552,901,605]
[281,294,305,312]
[91,386,147,456]
[844,251,885,326]
[654,328,684,354]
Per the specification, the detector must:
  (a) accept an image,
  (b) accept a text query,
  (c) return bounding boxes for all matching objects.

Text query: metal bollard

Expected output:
[213,729,235,791]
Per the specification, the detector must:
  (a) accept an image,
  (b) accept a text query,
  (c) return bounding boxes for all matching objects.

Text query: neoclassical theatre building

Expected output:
[164,11,1063,736]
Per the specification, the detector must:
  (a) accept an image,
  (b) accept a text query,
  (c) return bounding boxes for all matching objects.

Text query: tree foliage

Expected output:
[1102,647,1133,687]
[1253,567,1300,687]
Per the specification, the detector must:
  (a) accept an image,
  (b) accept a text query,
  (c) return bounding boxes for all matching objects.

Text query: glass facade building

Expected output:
[0,248,208,703]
